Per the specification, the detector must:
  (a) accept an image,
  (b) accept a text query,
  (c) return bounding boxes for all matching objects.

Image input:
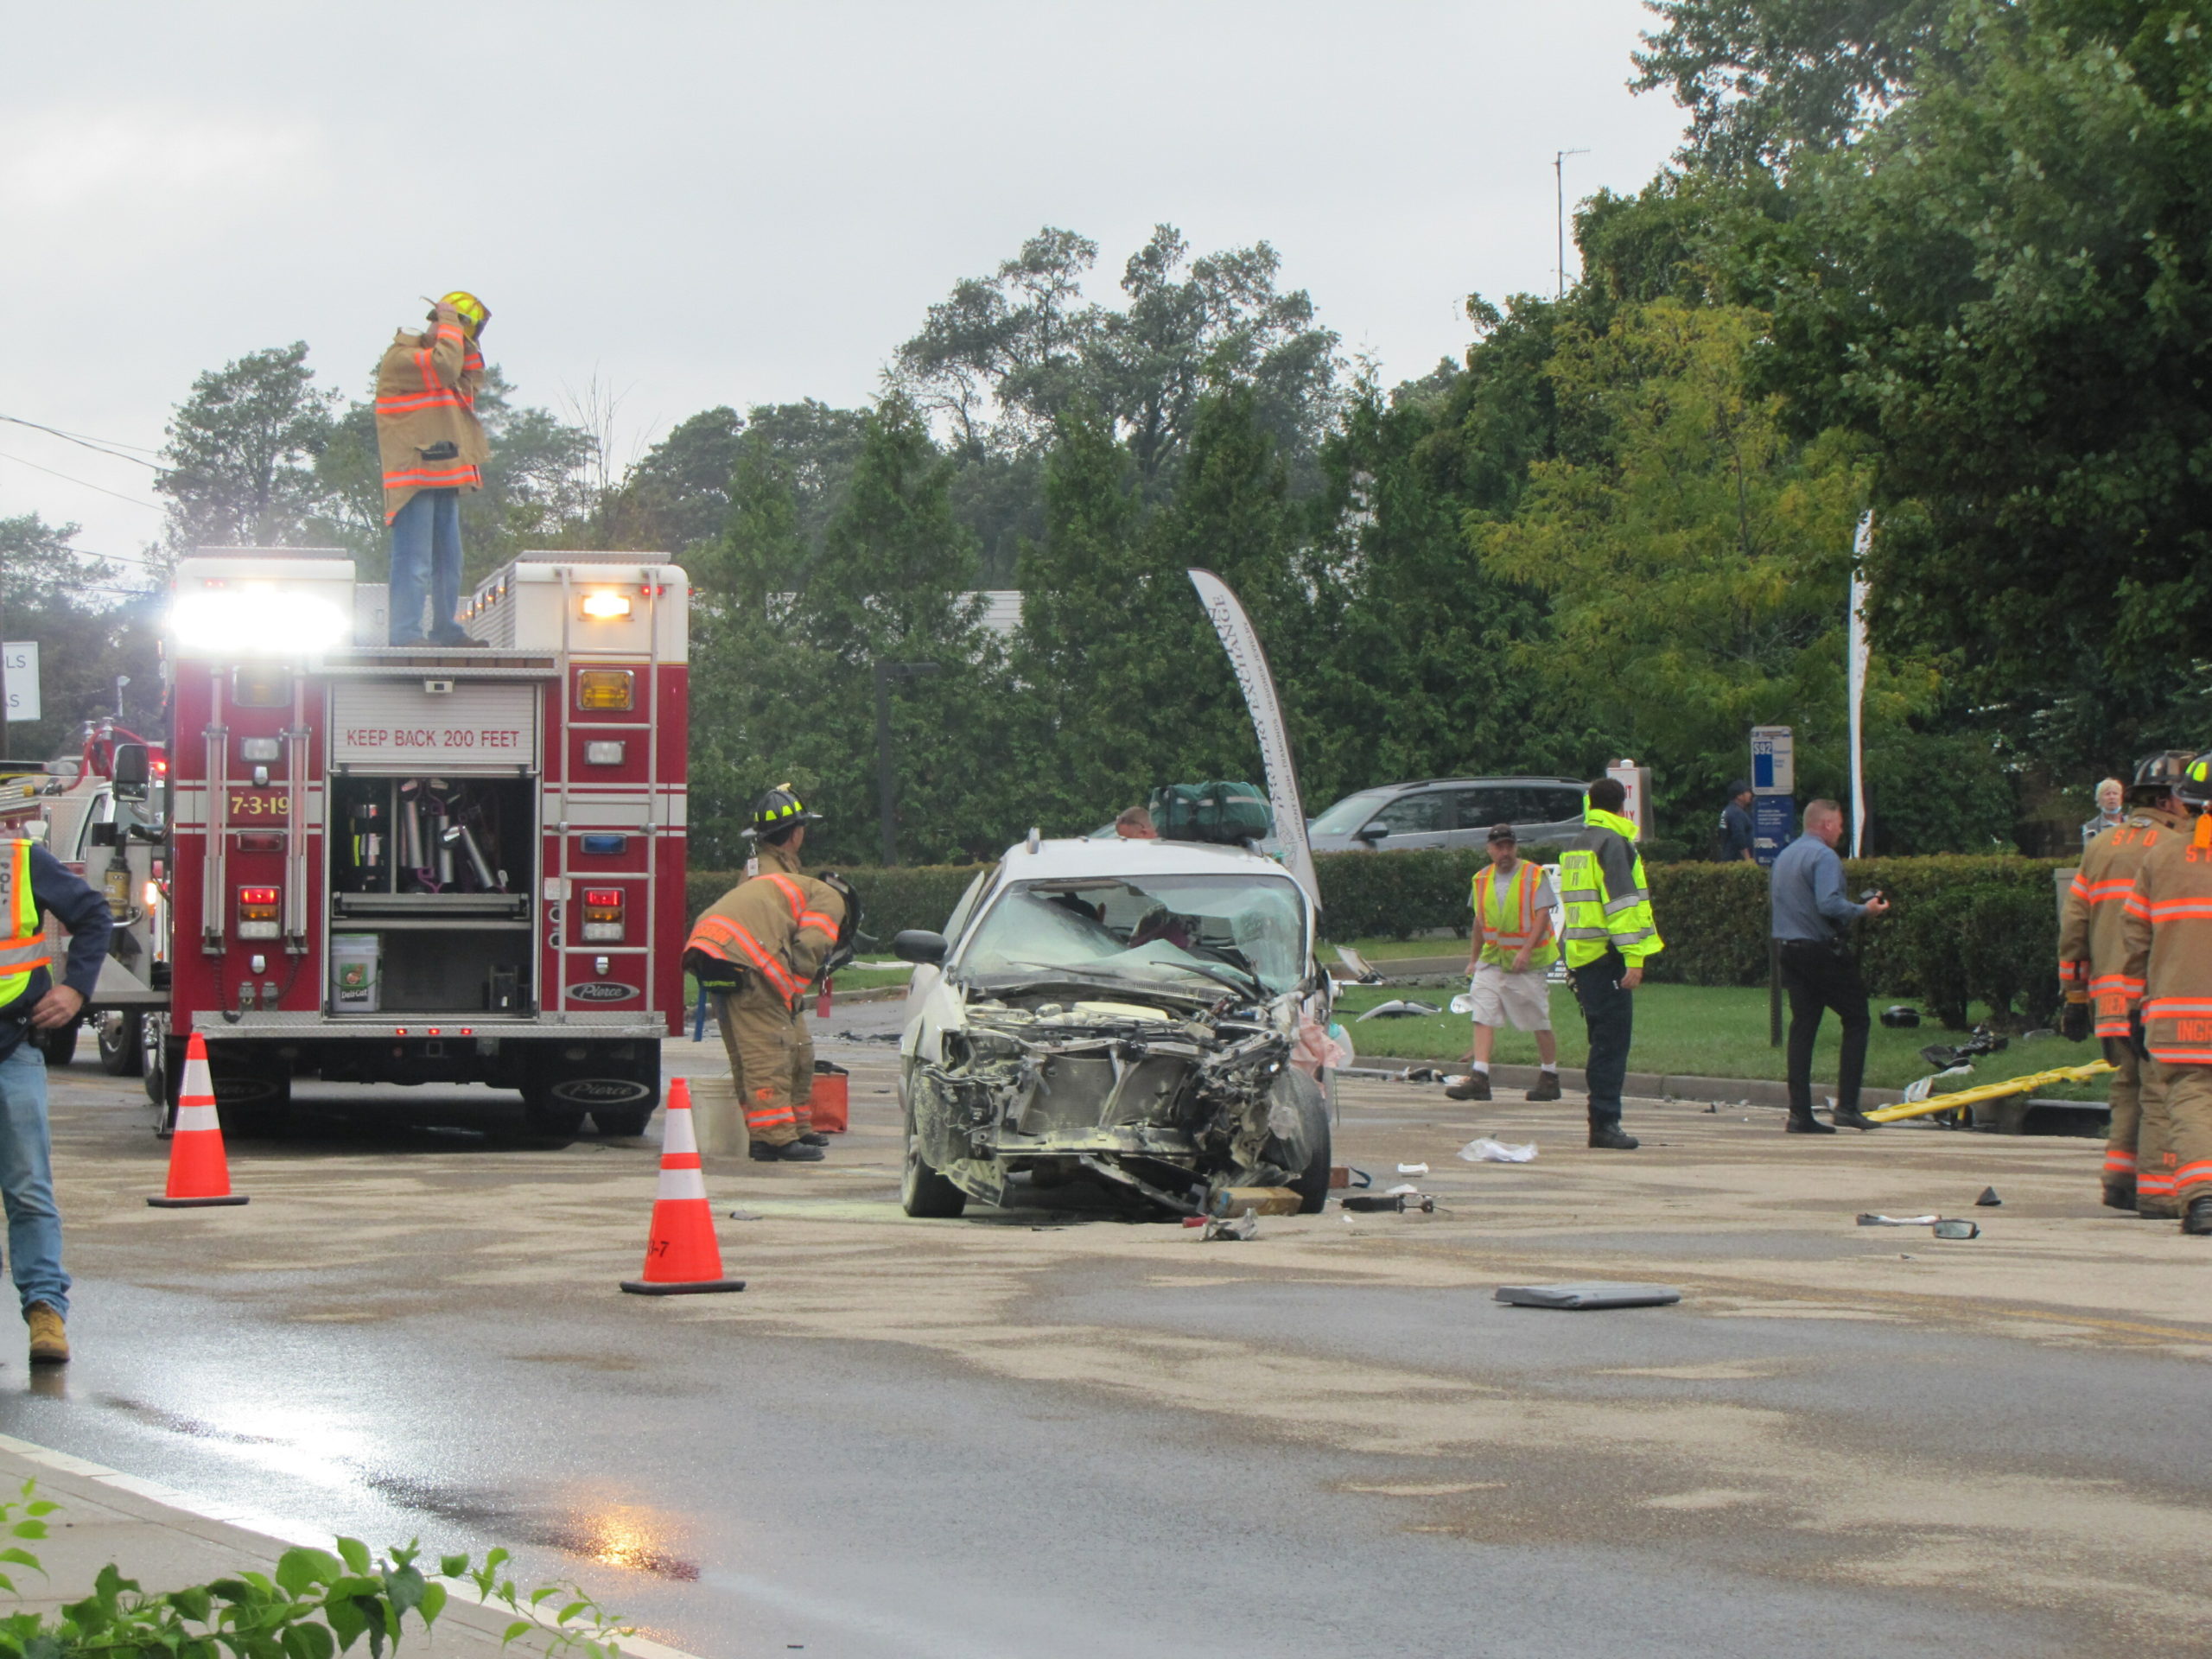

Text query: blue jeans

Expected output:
[0,1044,69,1317]
[388,488,468,645]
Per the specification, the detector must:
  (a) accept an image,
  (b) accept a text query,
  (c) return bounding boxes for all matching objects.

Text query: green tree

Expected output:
[0,515,163,761]
[156,342,337,552]
[596,405,747,556]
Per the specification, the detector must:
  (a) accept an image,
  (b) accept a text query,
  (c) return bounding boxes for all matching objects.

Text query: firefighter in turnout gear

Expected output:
[682,789,849,1161]
[2118,751,2212,1236]
[2058,751,2196,1215]
[1555,777,1662,1149]
[375,291,492,646]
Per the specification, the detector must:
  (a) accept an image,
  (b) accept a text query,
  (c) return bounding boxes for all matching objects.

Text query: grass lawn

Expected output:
[682,963,912,1007]
[1331,981,2107,1097]
[1322,934,1467,962]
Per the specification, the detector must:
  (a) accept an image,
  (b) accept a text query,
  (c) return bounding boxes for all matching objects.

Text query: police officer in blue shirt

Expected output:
[1770,799,1890,1133]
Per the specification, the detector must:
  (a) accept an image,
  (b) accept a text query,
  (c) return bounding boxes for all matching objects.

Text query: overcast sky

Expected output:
[1,1,1687,571]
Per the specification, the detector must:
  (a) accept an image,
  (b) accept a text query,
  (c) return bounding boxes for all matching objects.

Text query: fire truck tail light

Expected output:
[576,670,634,711]
[580,591,632,620]
[583,741,625,765]
[237,885,281,938]
[582,887,625,942]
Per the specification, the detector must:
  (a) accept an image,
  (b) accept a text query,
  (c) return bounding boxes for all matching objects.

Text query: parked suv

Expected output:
[1306,777,1587,853]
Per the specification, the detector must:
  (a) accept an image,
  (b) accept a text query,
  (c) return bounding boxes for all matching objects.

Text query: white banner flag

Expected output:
[1847,512,1874,859]
[1186,569,1319,907]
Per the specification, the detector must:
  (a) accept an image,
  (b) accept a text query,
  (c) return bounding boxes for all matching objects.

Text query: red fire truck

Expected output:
[156,548,688,1135]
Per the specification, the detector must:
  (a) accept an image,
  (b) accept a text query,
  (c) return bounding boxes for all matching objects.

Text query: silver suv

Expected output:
[1306,777,1587,854]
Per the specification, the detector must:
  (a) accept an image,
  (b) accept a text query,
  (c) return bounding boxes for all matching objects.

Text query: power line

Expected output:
[0,450,165,512]
[0,413,162,466]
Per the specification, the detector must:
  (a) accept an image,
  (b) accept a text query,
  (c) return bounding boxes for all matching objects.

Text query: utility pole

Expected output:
[874,659,944,867]
[1555,148,1589,301]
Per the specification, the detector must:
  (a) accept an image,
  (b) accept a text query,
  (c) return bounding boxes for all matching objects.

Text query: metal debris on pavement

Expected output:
[1199,1209,1262,1241]
[1974,1186,2002,1207]
[1494,1282,1682,1310]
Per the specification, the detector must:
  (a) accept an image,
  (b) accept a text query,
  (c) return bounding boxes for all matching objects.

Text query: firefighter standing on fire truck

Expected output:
[2117,751,2212,1236]
[2058,751,2196,1216]
[682,790,849,1163]
[376,291,492,647]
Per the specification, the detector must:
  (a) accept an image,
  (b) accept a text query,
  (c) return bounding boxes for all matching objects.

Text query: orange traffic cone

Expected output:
[149,1034,249,1208]
[620,1078,745,1295]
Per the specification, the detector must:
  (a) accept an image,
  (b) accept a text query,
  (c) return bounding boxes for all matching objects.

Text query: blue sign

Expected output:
[1753,796,1796,867]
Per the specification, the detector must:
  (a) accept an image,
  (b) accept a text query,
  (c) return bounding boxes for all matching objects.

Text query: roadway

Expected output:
[9,1003,2210,1657]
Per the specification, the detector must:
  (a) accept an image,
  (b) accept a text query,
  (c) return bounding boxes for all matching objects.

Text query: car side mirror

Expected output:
[111,743,151,802]
[89,821,121,848]
[893,929,949,966]
[1357,822,1389,842]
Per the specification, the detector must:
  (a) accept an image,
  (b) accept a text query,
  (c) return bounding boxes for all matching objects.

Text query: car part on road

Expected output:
[1355,1000,1440,1020]
[1198,1209,1260,1241]
[1459,1137,1536,1163]
[620,1082,746,1296]
[1341,1191,1435,1213]
[1494,1281,1682,1310]
[1931,1218,1981,1239]
[1975,1186,2003,1206]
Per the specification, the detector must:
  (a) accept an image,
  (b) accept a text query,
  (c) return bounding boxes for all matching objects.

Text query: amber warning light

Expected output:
[582,888,625,943]
[237,886,280,939]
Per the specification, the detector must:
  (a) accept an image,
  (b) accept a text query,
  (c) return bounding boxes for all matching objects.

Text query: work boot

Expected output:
[2101,1178,2138,1211]
[25,1304,67,1367]
[1785,1113,1837,1135]
[1524,1072,1561,1102]
[1831,1107,1881,1132]
[798,1131,830,1147]
[1445,1072,1491,1102]
[749,1140,825,1163]
[2184,1197,2212,1236]
[1587,1124,1639,1151]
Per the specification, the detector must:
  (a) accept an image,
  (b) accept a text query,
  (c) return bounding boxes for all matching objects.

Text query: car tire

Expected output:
[98,1011,144,1077]
[901,1104,967,1218]
[1274,1071,1333,1215]
[591,1105,655,1138]
[520,1089,587,1140]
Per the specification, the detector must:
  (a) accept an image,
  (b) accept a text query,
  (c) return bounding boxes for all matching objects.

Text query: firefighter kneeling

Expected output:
[2118,751,2212,1236]
[683,788,855,1163]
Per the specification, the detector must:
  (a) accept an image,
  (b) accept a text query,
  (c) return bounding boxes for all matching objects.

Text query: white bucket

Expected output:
[330,933,380,1013]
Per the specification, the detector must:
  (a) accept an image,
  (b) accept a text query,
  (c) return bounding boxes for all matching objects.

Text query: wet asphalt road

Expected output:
[6,1008,2210,1658]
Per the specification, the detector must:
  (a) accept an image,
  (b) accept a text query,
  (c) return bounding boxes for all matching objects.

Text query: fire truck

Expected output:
[146,547,688,1136]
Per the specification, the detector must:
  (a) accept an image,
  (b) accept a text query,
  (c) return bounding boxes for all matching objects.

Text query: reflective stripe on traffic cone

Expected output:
[149,1033,249,1208]
[620,1077,744,1295]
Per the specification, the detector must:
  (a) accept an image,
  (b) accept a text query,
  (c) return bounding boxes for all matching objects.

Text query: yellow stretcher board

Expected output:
[1863,1060,2116,1124]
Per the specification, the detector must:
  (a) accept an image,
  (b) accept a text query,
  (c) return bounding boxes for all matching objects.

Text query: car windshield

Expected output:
[960,873,1308,996]
[1309,790,1393,836]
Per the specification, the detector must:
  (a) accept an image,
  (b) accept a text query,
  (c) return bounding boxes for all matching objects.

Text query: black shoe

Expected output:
[1587,1125,1639,1150]
[798,1131,830,1147]
[1445,1072,1492,1102]
[1524,1072,1561,1102]
[2101,1178,2138,1211]
[1786,1114,1837,1135]
[749,1140,825,1162]
[2184,1197,2212,1236]
[1832,1107,1880,1132]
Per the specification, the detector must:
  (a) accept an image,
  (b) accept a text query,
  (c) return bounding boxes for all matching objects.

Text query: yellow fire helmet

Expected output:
[432,290,492,341]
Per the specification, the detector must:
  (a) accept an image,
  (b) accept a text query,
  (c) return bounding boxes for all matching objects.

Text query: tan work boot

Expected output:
[25,1304,67,1367]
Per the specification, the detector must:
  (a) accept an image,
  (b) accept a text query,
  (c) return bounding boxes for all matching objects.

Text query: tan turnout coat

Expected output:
[2060,808,2189,1037]
[374,321,489,524]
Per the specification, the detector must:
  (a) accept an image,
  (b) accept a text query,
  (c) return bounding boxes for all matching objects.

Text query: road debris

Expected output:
[1974,1186,2003,1206]
[1397,1162,1429,1175]
[1342,1192,1435,1213]
[1931,1218,1980,1239]
[1494,1282,1681,1310]
[1199,1209,1261,1241]
[1356,1000,1442,1020]
[1210,1185,1304,1217]
[1857,1213,1941,1226]
[1459,1137,1537,1164]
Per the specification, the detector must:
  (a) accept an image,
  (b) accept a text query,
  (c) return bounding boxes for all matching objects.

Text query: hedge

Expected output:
[693,849,2069,1029]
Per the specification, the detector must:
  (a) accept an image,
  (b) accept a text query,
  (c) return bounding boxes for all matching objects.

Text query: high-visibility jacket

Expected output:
[1557,807,1663,969]
[374,324,489,524]
[2120,812,2212,1065]
[1471,860,1558,969]
[682,842,846,1012]
[2059,807,2186,1037]
[0,839,50,1010]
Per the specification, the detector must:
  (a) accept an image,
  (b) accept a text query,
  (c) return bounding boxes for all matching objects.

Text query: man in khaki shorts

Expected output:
[1446,825,1562,1102]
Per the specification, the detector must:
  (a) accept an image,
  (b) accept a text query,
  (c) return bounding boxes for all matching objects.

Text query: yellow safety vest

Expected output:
[1556,807,1663,969]
[0,839,51,1010]
[1471,861,1558,969]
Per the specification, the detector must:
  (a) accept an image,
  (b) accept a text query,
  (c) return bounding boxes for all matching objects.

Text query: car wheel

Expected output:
[143,1015,172,1112]
[901,1107,967,1218]
[1273,1070,1333,1214]
[98,1011,144,1077]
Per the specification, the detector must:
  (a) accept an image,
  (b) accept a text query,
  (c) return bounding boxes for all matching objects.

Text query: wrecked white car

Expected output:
[893,837,1332,1219]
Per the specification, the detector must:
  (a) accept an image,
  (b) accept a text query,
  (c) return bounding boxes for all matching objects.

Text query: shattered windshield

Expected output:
[959,874,1308,997]
[1309,790,1392,836]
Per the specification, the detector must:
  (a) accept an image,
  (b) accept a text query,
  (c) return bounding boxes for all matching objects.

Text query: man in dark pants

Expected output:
[1770,798,1891,1132]
[1557,778,1664,1150]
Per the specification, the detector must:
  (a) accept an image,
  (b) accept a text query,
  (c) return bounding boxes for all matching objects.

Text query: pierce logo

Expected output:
[567,981,639,1002]
[550,1077,652,1105]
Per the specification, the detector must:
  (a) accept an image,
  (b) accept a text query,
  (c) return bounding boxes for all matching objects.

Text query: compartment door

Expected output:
[328,681,537,774]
